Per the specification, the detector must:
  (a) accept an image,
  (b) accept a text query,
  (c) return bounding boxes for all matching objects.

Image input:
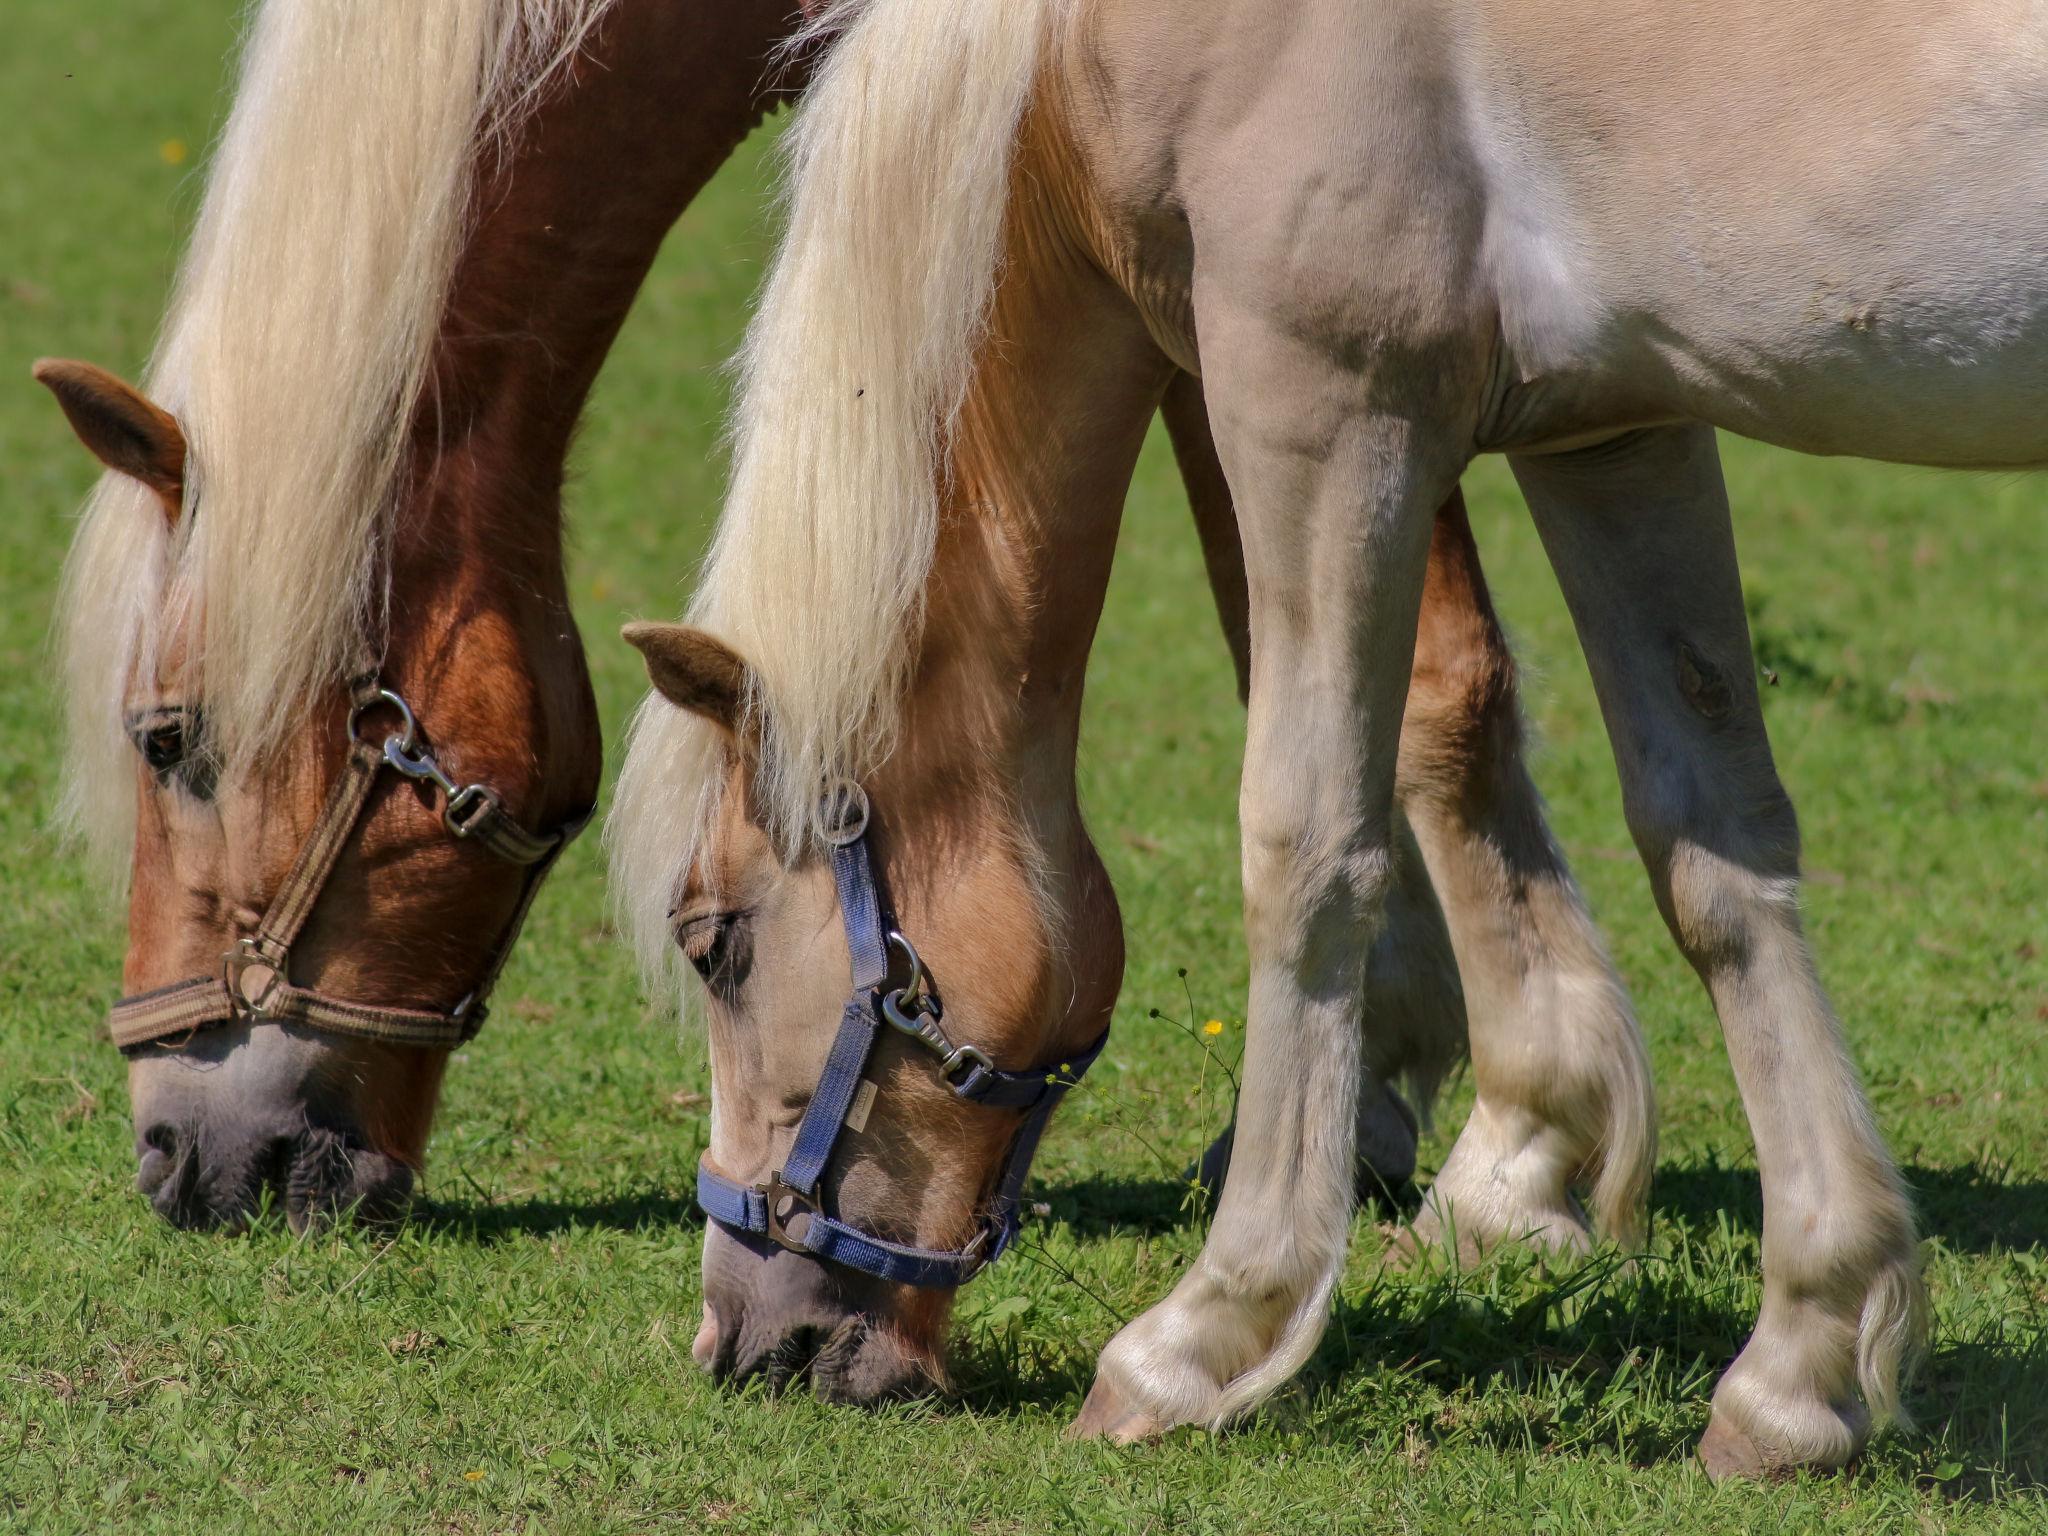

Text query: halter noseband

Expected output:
[106,673,590,1053]
[693,784,1107,1289]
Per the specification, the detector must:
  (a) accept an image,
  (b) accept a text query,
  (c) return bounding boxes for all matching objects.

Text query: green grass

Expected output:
[3,5,2045,1530]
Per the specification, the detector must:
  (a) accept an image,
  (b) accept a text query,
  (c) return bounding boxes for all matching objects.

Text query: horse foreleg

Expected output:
[1512,424,1924,1477]
[1164,373,1449,1206]
[1073,300,1467,1437]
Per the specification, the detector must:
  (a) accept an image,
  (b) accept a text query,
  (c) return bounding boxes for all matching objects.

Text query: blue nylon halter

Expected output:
[694,788,1106,1289]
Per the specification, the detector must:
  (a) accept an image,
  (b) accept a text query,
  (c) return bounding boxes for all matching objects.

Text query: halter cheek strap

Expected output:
[694,794,1107,1289]
[106,675,590,1054]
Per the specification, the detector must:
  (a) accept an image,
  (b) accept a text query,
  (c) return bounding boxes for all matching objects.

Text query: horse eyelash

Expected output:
[674,910,753,998]
[676,914,726,965]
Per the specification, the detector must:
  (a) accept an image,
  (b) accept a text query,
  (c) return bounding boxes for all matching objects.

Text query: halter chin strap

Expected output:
[694,787,1107,1289]
[107,674,590,1053]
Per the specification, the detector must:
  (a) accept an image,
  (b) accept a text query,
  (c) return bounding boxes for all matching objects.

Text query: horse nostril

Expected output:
[136,1122,181,1198]
[760,1324,827,1394]
[137,1122,232,1229]
[285,1129,414,1232]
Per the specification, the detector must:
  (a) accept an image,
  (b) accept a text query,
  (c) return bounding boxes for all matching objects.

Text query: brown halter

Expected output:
[107,674,589,1053]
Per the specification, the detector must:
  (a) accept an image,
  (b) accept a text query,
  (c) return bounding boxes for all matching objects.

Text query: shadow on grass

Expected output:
[1031,1171,1416,1238]
[963,1167,2047,1496]
[1653,1158,2048,1256]
[411,1189,703,1243]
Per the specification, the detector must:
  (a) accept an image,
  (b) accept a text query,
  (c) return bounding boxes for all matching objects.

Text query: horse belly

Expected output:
[1469,0,2048,468]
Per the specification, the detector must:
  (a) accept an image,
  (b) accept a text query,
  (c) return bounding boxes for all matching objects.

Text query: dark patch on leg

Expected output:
[1675,640,1733,720]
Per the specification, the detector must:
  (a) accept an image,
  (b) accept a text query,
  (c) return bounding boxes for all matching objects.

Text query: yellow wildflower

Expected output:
[1203,1019,1224,1037]
[159,139,188,165]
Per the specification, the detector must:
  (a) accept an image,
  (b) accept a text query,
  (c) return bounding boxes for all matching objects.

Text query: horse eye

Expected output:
[127,709,216,801]
[674,911,752,997]
[139,719,184,773]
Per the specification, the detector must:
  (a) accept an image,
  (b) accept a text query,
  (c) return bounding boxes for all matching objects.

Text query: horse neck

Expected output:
[876,118,1172,1035]
[381,0,799,820]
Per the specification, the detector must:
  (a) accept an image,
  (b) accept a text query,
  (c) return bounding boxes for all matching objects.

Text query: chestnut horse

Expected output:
[39,0,801,1227]
[614,0,1954,1479]
[45,0,1650,1243]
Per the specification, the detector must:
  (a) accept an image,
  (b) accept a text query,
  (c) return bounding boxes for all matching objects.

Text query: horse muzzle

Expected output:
[697,1222,946,1404]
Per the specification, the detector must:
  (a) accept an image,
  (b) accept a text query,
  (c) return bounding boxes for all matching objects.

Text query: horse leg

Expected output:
[1396,496,1654,1256]
[1073,317,1466,1439]
[1163,373,1653,1248]
[1165,373,1448,1205]
[1510,424,1924,1476]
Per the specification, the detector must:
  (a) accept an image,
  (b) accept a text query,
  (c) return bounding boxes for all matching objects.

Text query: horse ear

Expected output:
[33,358,187,523]
[622,623,751,737]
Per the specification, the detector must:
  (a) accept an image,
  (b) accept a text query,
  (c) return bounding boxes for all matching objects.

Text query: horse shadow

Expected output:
[406,1161,2047,1492]
[1036,1158,2048,1254]
[952,1160,2048,1492]
[1029,1170,1418,1238]
[1654,1159,2048,1257]
[411,1188,702,1244]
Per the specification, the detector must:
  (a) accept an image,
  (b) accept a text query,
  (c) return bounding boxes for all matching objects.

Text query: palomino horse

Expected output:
[39,0,805,1227]
[615,0,1953,1478]
[44,0,1651,1242]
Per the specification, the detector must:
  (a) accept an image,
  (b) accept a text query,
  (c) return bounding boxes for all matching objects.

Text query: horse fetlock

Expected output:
[1704,1334,1871,1478]
[1705,1234,1926,1478]
[1402,1096,1595,1265]
[1076,1241,1344,1439]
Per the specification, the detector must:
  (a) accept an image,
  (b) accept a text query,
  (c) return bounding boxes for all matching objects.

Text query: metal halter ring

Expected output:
[222,935,288,1020]
[348,687,419,756]
[819,780,870,847]
[884,930,930,1011]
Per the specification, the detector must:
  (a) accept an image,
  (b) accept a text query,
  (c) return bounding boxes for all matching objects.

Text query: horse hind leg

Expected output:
[1394,493,1654,1259]
[1164,374,1652,1248]
[1512,423,1923,1476]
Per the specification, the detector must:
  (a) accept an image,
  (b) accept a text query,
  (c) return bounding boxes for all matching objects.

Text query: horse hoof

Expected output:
[1067,1376,1167,1444]
[1697,1417,1774,1482]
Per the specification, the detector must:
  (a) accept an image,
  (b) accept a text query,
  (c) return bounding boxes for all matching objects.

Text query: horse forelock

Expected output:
[54,0,619,878]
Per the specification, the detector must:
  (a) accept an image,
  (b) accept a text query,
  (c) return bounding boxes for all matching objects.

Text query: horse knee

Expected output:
[1240,812,1397,960]
[1626,766,1803,971]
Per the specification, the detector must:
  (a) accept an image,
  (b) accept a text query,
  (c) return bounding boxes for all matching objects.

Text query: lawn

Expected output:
[2,4,2045,1531]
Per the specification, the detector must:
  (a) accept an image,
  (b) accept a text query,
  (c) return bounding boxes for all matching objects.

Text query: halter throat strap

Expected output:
[106,676,589,1053]
[694,793,1106,1289]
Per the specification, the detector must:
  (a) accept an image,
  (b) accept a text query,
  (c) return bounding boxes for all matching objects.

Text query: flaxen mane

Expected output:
[57,0,617,873]
[609,0,1070,986]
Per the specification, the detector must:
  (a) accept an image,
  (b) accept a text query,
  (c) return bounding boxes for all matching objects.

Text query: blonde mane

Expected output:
[56,0,618,872]
[608,0,1068,986]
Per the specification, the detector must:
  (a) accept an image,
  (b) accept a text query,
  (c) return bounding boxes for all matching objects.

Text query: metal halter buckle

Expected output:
[442,783,502,839]
[222,936,288,1020]
[763,1173,818,1253]
[363,688,503,838]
